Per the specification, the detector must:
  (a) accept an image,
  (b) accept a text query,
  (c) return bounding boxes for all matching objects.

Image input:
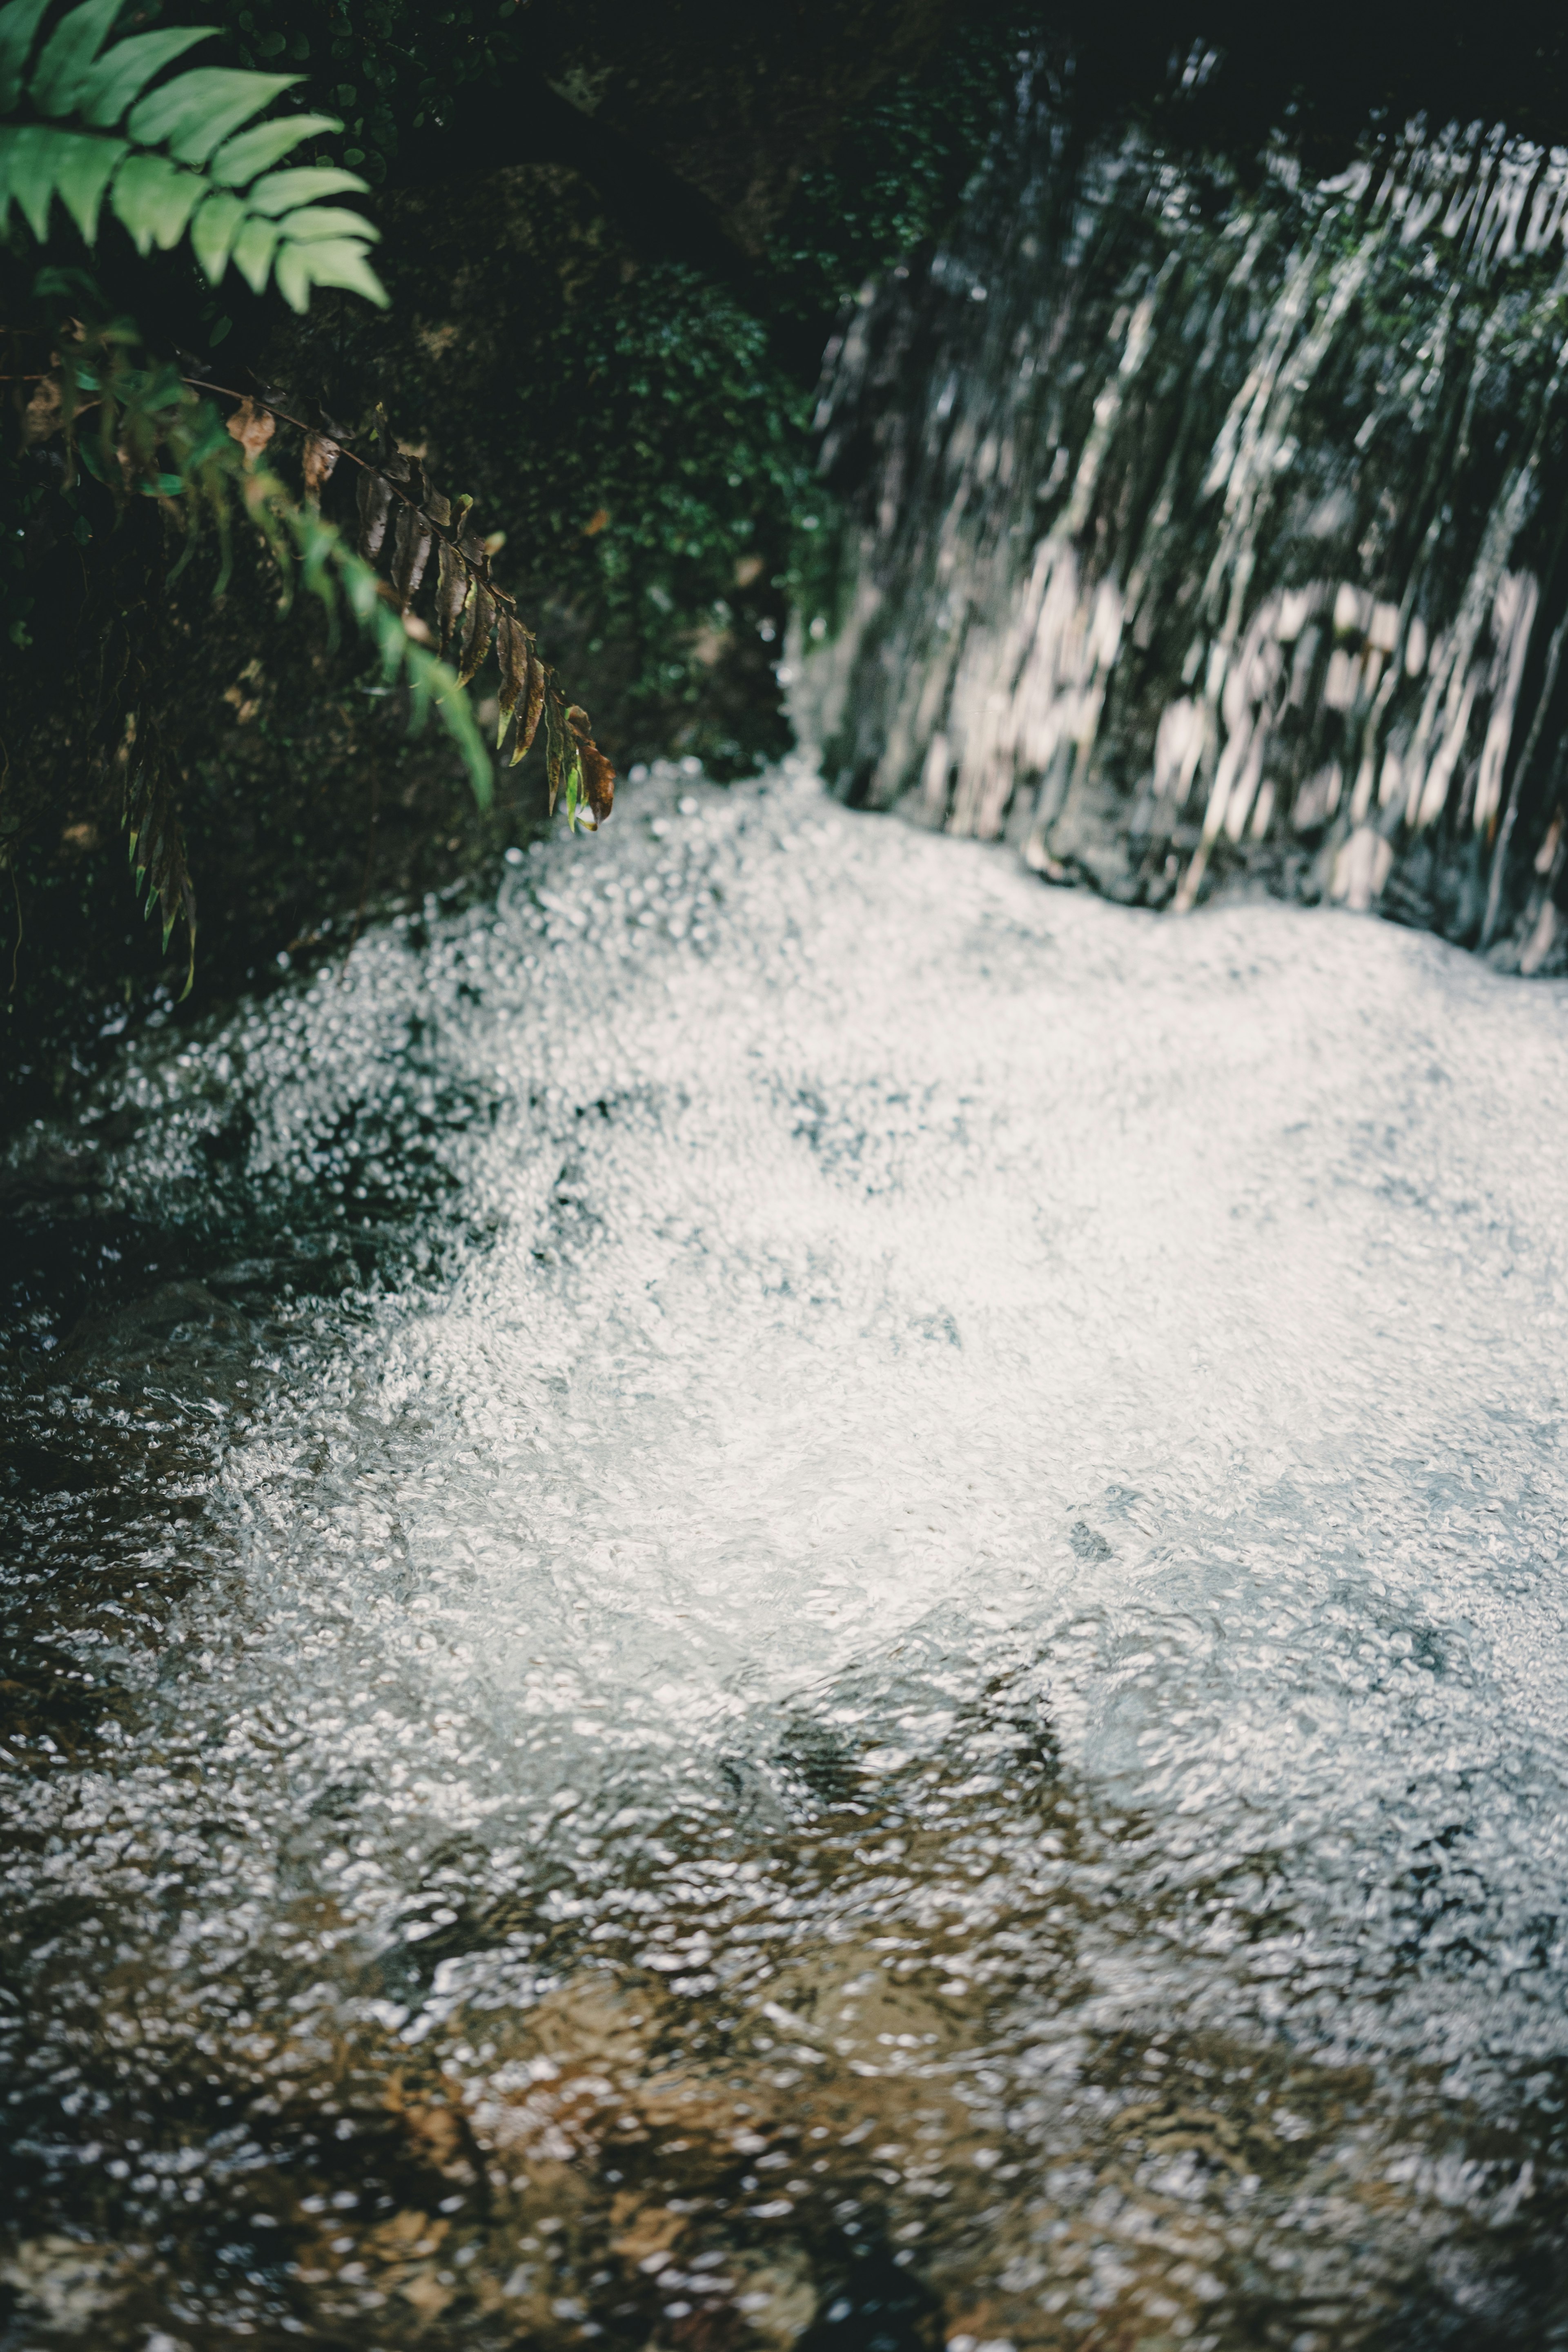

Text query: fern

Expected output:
[11,316,485,990]
[1,1,613,995]
[11,300,617,986]
[335,406,615,829]
[120,709,197,991]
[212,382,614,827]
[245,465,495,815]
[0,0,385,310]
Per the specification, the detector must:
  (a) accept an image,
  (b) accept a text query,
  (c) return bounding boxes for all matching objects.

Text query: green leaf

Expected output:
[0,0,51,114]
[270,233,311,310]
[305,235,387,302]
[126,64,294,164]
[275,201,377,243]
[426,653,492,807]
[243,160,366,214]
[75,26,214,126]
[51,125,126,235]
[207,108,338,184]
[188,183,243,278]
[274,232,385,309]
[0,122,76,237]
[229,206,278,292]
[109,148,207,251]
[29,0,122,114]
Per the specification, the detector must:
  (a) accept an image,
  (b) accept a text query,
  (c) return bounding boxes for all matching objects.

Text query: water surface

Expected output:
[4,765,1568,2348]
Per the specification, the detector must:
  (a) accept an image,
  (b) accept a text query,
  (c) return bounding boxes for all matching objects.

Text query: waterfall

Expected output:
[804,67,1568,971]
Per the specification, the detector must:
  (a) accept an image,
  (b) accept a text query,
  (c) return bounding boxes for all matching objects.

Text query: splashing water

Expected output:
[3,762,1568,2346]
[807,84,1568,969]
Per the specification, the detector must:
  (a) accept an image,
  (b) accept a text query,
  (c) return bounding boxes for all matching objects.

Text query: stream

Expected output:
[4,761,1568,2348]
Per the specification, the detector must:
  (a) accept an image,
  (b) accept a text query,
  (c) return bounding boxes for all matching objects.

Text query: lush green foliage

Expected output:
[8,294,502,983]
[258,4,1026,772]
[0,0,385,308]
[221,0,526,183]
[761,14,1032,327]
[487,260,822,766]
[204,0,1025,736]
[2,0,1020,1062]
[0,1,613,997]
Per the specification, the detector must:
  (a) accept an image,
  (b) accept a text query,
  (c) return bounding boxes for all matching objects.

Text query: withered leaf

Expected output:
[366,450,413,564]
[226,395,276,469]
[562,704,615,826]
[432,492,475,655]
[356,467,392,560]
[392,501,434,611]
[457,584,497,688]
[435,537,466,656]
[301,432,340,508]
[514,642,547,767]
[495,611,531,746]
[579,740,616,825]
[543,683,568,816]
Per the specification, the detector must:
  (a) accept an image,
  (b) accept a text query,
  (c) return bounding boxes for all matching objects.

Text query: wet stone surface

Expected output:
[3,763,1568,2348]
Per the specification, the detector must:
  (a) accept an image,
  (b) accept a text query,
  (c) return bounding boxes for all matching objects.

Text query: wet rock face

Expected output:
[805,71,1568,971]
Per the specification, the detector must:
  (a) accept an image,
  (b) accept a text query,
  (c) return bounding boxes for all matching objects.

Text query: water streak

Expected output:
[807,87,1568,967]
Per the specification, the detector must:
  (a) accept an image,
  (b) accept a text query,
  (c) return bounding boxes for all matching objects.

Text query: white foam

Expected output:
[20,768,1568,2085]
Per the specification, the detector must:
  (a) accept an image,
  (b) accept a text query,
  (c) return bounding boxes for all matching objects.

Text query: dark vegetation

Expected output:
[1,0,1026,1115]
[9,0,1568,1120]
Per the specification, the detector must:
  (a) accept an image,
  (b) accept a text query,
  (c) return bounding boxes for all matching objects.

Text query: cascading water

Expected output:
[6,61,1568,2352]
[804,67,1568,970]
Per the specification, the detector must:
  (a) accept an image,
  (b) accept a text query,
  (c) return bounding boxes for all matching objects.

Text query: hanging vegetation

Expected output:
[1,0,613,1000]
[0,0,386,307]
[1,0,1010,1110]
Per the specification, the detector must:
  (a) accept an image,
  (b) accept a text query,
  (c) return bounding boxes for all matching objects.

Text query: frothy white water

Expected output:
[8,764,1568,2338]
[76,767,1568,2027]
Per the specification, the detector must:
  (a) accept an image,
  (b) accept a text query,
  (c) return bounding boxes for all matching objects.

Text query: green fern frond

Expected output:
[235,470,490,809]
[0,0,385,311]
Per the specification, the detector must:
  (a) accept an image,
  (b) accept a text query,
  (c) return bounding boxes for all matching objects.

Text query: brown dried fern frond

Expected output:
[221,389,616,816]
